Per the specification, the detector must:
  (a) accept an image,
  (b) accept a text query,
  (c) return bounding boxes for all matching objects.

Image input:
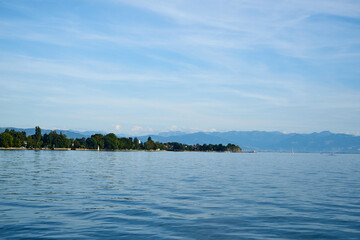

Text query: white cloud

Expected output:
[129,126,155,135]
[131,126,143,132]
[112,0,360,60]
[1,0,359,134]
[169,125,179,131]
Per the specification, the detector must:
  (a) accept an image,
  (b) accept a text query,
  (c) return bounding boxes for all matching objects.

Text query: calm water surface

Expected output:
[0,151,359,239]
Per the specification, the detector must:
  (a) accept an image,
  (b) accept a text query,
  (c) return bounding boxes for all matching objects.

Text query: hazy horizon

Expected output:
[1,1,359,135]
[2,125,360,137]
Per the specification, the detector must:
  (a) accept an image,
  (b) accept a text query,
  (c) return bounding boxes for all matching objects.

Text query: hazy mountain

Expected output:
[138,131,360,153]
[137,132,228,145]
[208,131,360,153]
[157,131,188,137]
[1,127,359,153]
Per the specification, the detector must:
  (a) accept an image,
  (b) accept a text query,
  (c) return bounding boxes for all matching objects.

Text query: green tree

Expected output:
[155,141,166,150]
[104,133,119,150]
[86,134,104,149]
[35,126,41,142]
[74,137,86,148]
[133,137,140,149]
[26,135,36,148]
[47,131,58,148]
[41,131,70,148]
[226,143,241,152]
[118,137,131,149]
[8,129,26,147]
[55,132,70,148]
[144,136,156,150]
[172,142,184,151]
[0,132,14,148]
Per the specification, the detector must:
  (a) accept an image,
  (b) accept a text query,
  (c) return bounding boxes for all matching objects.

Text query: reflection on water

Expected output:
[0,151,360,239]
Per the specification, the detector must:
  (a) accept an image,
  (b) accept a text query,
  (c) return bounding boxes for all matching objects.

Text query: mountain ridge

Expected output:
[1,127,359,153]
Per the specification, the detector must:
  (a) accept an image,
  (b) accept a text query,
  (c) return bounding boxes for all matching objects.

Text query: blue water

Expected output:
[0,151,359,239]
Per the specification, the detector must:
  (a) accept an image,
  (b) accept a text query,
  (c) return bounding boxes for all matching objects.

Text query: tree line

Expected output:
[0,127,242,152]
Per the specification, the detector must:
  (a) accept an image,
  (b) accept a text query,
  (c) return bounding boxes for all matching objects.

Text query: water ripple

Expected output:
[0,151,360,239]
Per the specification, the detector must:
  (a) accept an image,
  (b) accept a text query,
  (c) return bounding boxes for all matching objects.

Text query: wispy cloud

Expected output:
[0,0,359,134]
[113,0,360,58]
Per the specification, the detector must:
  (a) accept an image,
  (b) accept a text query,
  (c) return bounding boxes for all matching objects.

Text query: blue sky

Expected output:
[0,0,359,135]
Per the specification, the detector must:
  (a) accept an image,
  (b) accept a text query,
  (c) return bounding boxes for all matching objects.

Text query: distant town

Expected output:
[0,127,242,152]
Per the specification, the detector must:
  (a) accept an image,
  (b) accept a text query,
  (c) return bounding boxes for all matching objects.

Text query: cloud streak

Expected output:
[0,0,359,134]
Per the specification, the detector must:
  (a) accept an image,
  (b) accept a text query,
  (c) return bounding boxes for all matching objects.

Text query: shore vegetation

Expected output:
[0,127,242,152]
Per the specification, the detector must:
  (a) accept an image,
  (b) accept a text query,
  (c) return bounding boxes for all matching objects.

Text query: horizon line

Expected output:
[1,126,359,137]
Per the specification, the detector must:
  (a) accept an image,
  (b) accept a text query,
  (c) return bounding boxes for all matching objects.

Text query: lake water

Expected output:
[0,151,359,239]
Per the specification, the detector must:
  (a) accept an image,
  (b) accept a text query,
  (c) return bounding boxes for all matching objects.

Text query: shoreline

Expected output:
[1,148,356,154]
[0,127,242,153]
[0,147,245,153]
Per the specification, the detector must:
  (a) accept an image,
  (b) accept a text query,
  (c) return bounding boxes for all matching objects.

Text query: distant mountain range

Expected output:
[1,127,359,153]
[138,131,360,153]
